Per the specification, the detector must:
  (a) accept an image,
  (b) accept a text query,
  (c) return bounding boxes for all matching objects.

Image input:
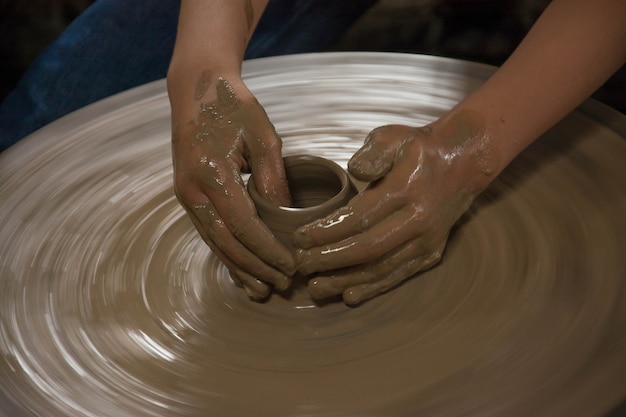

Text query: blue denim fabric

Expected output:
[0,0,376,151]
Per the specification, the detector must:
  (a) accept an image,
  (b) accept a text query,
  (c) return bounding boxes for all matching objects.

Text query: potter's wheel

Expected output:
[1,53,625,416]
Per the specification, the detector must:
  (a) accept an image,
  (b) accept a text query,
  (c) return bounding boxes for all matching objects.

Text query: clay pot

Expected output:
[248,155,357,248]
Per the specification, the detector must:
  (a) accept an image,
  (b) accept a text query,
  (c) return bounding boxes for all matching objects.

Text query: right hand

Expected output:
[294,121,495,305]
[168,72,296,300]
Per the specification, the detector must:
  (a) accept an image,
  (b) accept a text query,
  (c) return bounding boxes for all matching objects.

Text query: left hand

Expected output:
[170,75,295,300]
[293,120,498,305]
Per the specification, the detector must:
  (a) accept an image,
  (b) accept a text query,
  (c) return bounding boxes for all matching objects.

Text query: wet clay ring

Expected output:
[247,155,357,248]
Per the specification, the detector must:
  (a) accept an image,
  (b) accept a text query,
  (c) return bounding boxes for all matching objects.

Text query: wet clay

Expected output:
[1,54,625,417]
[248,155,357,249]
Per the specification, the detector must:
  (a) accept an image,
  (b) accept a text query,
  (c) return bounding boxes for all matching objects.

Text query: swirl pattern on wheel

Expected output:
[0,53,625,417]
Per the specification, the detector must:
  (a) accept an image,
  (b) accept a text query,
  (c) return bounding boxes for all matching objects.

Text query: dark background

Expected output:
[1,0,624,114]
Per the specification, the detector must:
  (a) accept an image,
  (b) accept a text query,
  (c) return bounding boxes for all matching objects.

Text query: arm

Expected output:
[168,0,262,104]
[168,1,296,300]
[295,0,626,305]
[437,0,626,181]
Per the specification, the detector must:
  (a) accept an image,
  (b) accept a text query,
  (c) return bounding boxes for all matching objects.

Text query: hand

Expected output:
[170,75,296,300]
[294,116,499,305]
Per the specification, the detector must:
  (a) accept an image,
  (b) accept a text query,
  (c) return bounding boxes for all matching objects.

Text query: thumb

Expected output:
[244,100,292,207]
[249,138,291,207]
[348,125,406,182]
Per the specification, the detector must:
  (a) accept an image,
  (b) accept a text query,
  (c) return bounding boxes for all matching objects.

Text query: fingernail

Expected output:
[307,278,326,300]
[342,288,363,306]
[245,282,271,301]
[273,274,293,292]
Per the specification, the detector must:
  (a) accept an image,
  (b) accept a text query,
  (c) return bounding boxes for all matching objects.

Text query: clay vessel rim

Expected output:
[249,154,352,214]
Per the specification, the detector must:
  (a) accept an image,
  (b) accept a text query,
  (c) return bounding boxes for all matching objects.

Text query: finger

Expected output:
[308,272,368,300]
[295,125,424,249]
[204,245,271,300]
[343,274,413,306]
[306,237,427,299]
[184,218,272,300]
[348,125,417,182]
[241,99,291,206]
[186,199,292,291]
[342,247,443,306]
[228,270,244,287]
[195,161,296,276]
[229,269,271,301]
[293,186,403,249]
[307,237,445,304]
[347,126,398,182]
[297,206,421,275]
[249,145,291,207]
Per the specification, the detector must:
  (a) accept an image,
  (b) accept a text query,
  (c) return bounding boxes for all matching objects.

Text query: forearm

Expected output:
[168,0,269,116]
[431,0,626,191]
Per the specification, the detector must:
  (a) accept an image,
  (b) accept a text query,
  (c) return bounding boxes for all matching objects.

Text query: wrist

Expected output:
[167,65,251,122]
[167,61,242,98]
[428,108,501,196]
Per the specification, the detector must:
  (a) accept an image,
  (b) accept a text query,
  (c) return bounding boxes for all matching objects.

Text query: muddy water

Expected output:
[0,54,625,416]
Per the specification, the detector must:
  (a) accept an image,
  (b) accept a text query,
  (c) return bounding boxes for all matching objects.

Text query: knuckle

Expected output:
[419,241,445,269]
[427,249,443,265]
[358,216,370,232]
[255,139,283,161]
[404,205,433,233]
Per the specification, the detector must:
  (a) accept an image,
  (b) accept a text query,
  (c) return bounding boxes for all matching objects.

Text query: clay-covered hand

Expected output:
[294,117,498,305]
[171,76,295,300]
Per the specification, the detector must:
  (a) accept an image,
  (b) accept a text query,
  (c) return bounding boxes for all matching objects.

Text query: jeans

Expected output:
[0,0,376,151]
